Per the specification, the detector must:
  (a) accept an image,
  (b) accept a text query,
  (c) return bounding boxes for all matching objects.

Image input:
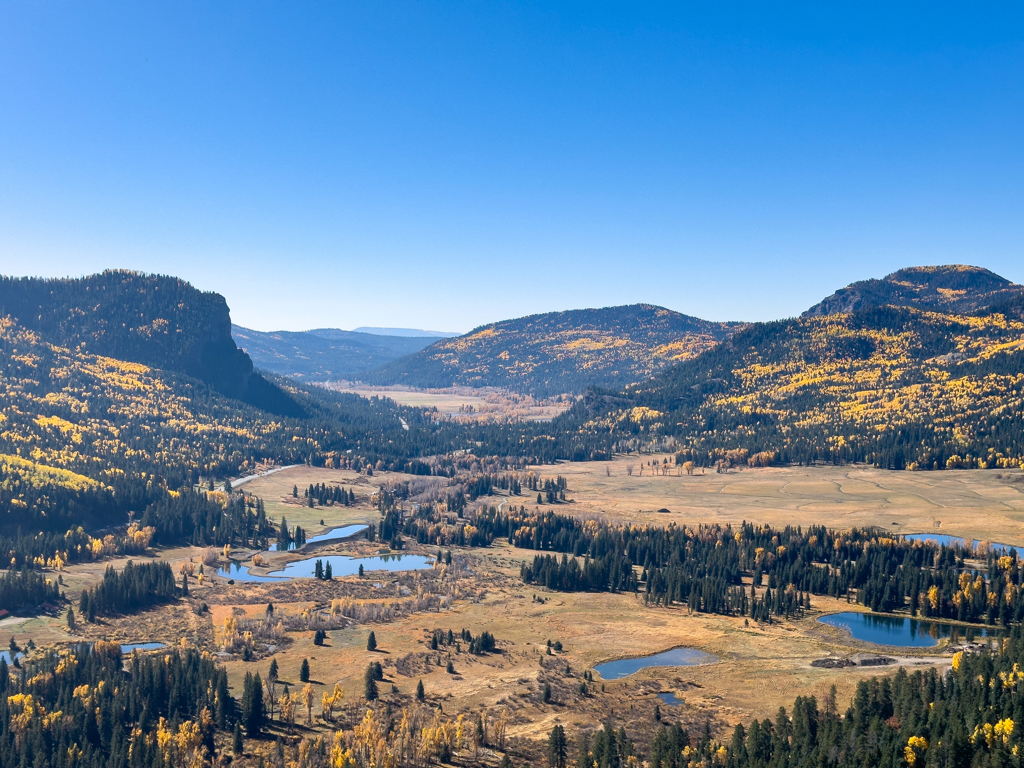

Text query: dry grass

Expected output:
[321,383,570,422]
[530,456,1024,548]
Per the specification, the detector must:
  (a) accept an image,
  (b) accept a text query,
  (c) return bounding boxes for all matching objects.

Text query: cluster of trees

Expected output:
[313,559,334,580]
[78,561,177,619]
[142,489,272,549]
[503,508,1016,625]
[298,482,355,507]
[428,628,497,655]
[276,516,307,550]
[0,568,61,613]
[715,627,1024,768]
[0,642,232,768]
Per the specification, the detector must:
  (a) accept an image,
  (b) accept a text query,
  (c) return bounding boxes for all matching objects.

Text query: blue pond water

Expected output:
[219,552,433,583]
[121,642,166,653]
[594,647,717,680]
[657,692,683,706]
[274,524,369,551]
[0,651,22,665]
[904,533,1020,554]
[819,612,1002,648]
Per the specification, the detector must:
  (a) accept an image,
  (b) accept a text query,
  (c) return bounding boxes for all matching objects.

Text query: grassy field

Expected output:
[238,465,387,533]
[322,383,570,422]
[530,455,1024,549]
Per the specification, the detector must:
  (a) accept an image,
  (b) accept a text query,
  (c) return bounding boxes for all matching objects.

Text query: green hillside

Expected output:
[364,304,741,396]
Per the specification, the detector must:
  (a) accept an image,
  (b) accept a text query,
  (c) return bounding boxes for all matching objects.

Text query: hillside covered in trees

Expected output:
[363,304,741,396]
[0,272,472,550]
[548,267,1024,469]
[232,325,445,381]
[804,265,1024,317]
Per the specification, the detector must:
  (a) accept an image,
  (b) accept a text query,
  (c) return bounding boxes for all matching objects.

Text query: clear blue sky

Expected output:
[1,3,1021,333]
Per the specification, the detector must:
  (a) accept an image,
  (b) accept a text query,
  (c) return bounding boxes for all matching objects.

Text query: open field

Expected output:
[533,455,1024,549]
[321,383,571,422]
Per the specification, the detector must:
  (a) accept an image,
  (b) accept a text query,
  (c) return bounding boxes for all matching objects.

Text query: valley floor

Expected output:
[11,461,1013,762]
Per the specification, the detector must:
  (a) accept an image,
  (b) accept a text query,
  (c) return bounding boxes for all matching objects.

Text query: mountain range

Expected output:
[231,325,447,381]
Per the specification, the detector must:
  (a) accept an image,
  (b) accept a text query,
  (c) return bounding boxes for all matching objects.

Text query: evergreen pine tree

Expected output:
[300,658,310,682]
[367,631,377,651]
[364,664,379,701]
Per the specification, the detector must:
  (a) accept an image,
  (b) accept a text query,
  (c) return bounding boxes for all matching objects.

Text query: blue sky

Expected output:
[1,3,1021,333]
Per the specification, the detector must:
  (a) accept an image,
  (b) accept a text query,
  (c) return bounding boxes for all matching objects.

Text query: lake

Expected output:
[218,552,433,582]
[819,611,1002,647]
[594,647,717,680]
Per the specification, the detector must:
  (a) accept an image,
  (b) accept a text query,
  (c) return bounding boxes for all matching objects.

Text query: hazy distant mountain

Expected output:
[352,327,458,338]
[232,326,443,380]
[363,304,742,396]
[803,265,1024,317]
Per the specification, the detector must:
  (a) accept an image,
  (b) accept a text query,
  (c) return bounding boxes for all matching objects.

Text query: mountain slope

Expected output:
[0,270,301,415]
[562,268,1024,469]
[232,325,441,380]
[364,304,742,396]
[0,313,465,537]
[803,264,1024,317]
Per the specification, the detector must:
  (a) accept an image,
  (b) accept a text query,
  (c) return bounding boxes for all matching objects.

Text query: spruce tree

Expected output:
[364,664,379,701]
[300,658,310,682]
[367,631,377,651]
[416,679,425,701]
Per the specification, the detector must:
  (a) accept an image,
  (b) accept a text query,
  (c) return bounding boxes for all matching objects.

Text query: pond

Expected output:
[657,692,683,706]
[121,642,166,653]
[0,650,21,665]
[218,552,433,583]
[274,524,369,551]
[819,612,1002,648]
[904,533,1020,554]
[594,647,717,680]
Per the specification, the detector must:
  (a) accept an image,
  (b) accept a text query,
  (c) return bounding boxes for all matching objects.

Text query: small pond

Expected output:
[819,612,1002,648]
[218,552,433,583]
[904,533,1020,554]
[121,642,166,653]
[275,524,368,551]
[657,692,683,706]
[595,647,717,680]
[0,651,22,665]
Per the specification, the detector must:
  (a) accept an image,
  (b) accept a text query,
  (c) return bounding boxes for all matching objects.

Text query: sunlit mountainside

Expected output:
[363,304,742,396]
[564,265,1024,470]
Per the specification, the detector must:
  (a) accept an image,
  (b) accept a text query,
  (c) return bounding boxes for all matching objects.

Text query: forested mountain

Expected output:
[0,271,300,415]
[0,274,469,546]
[556,267,1024,469]
[804,264,1024,317]
[364,304,741,396]
[232,325,443,380]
